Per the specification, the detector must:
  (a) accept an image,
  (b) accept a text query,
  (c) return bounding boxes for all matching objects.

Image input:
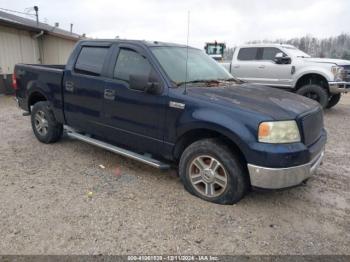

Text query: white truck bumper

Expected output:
[328,81,350,94]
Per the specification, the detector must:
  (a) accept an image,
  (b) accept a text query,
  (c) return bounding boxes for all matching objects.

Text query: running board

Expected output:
[65,129,170,170]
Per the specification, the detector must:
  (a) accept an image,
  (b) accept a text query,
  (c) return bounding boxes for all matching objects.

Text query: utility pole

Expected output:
[34,6,39,26]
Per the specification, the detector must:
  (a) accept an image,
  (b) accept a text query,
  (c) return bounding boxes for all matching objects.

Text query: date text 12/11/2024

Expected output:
[127,255,219,261]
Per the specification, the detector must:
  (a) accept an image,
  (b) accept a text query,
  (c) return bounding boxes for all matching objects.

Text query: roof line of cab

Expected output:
[236,43,296,48]
[76,39,195,49]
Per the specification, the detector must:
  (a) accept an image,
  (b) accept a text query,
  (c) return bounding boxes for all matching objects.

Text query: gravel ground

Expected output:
[0,94,349,255]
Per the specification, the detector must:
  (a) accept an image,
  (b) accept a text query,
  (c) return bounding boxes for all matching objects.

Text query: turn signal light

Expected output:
[258,122,271,138]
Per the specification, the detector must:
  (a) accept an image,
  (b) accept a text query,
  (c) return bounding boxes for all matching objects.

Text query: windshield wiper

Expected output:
[176,79,221,87]
[175,77,245,87]
[218,78,245,84]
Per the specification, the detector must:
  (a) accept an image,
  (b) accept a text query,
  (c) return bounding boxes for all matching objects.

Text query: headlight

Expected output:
[258,120,300,143]
[331,66,345,81]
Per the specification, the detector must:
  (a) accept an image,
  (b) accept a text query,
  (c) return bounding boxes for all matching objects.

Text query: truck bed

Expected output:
[17,63,65,70]
[14,63,66,123]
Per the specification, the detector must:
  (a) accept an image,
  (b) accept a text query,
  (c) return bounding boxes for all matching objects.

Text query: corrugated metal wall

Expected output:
[0,25,77,74]
[0,25,39,74]
[42,35,76,64]
[0,24,78,94]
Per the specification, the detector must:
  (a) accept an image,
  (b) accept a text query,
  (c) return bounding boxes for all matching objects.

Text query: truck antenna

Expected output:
[183,10,190,95]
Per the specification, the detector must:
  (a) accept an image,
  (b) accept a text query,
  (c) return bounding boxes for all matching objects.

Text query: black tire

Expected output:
[179,138,248,205]
[31,101,63,143]
[326,94,341,109]
[296,84,329,108]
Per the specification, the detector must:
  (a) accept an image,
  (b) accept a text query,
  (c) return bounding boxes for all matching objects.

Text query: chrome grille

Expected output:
[342,65,350,82]
[346,71,350,82]
[301,109,323,146]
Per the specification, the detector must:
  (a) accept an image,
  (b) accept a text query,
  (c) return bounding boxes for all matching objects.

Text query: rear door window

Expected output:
[237,48,258,61]
[75,47,109,75]
[113,49,152,82]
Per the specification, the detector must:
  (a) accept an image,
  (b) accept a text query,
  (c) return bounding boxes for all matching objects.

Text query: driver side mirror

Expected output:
[274,52,291,64]
[129,74,162,95]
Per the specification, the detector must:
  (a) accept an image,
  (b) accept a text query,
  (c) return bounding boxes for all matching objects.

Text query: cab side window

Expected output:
[75,47,109,76]
[237,48,258,61]
[261,47,286,61]
[114,49,152,82]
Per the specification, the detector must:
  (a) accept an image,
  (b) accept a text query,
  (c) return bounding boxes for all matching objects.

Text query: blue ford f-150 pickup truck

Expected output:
[14,39,327,204]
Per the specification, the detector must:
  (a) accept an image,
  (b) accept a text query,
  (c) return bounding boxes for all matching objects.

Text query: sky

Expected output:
[1,0,350,48]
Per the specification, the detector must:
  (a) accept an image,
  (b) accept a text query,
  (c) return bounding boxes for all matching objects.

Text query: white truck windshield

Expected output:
[283,46,311,58]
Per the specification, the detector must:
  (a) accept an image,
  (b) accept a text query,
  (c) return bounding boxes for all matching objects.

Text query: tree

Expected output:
[225,33,350,59]
[342,50,350,60]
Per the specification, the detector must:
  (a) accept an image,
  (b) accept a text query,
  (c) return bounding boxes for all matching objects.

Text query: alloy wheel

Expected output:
[188,155,228,198]
[305,92,320,102]
[34,110,49,136]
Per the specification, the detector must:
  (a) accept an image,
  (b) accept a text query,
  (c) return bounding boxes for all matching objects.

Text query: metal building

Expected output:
[0,10,83,94]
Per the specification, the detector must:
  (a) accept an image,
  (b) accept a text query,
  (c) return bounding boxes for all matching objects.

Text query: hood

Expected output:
[302,57,350,66]
[187,83,320,120]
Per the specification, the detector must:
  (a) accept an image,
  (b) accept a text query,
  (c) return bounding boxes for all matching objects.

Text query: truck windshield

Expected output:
[283,46,311,58]
[151,46,233,86]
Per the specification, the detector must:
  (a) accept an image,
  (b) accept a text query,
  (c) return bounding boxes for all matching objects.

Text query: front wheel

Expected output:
[326,94,341,109]
[296,84,329,108]
[179,139,248,205]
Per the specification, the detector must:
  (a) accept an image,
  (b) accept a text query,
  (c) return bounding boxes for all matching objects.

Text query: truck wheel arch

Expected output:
[28,91,47,112]
[26,80,51,112]
[295,73,329,92]
[173,128,248,171]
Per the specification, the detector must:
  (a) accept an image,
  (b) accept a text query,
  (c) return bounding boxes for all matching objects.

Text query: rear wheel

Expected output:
[31,101,63,143]
[326,94,341,109]
[179,138,248,205]
[296,84,329,108]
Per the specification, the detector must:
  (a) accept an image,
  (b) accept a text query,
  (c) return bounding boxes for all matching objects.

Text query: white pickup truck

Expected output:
[221,44,350,108]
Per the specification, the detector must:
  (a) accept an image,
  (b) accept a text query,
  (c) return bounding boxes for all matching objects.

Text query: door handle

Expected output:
[65,81,74,92]
[233,65,240,68]
[104,89,116,100]
[258,65,265,69]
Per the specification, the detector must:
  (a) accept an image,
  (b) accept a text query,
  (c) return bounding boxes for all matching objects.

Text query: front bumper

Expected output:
[247,149,324,189]
[328,81,350,94]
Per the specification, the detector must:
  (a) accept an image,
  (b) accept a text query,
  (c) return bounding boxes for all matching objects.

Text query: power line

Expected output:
[0,7,36,16]
[24,7,34,13]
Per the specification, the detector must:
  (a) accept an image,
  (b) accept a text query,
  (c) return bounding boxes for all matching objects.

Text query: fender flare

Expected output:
[174,109,257,160]
[26,80,52,111]
[292,68,333,89]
